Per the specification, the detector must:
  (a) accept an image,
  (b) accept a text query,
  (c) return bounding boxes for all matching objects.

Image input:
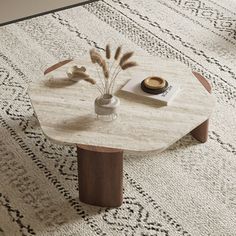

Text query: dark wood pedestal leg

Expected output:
[191,120,209,143]
[77,145,123,207]
[191,72,212,143]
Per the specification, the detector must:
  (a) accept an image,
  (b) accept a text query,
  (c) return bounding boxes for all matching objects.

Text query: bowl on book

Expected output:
[141,76,168,94]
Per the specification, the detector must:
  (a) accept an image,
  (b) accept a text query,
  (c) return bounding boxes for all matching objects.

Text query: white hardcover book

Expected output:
[121,77,180,106]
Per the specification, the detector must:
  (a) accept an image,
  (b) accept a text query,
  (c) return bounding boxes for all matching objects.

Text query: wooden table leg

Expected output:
[77,145,123,207]
[191,72,212,143]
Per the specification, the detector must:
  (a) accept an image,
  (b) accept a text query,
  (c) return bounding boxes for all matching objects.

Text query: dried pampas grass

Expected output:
[106,44,111,59]
[88,45,138,95]
[114,46,122,60]
[89,49,97,63]
[102,61,109,79]
[90,49,103,66]
[119,51,134,66]
[121,61,138,70]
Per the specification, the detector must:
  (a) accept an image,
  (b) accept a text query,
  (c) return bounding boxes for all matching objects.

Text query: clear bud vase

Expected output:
[94,94,120,121]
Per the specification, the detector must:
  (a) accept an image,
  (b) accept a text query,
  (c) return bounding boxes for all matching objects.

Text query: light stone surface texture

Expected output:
[28,55,215,152]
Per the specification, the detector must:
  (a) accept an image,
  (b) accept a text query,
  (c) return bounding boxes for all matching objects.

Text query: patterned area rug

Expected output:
[0,0,236,235]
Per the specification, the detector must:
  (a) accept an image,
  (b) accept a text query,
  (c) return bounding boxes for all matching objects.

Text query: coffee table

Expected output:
[28,55,215,207]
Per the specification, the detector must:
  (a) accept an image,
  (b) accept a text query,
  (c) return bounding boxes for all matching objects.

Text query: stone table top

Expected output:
[28,55,215,152]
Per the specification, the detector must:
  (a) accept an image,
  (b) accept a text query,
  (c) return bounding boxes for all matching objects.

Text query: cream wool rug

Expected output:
[0,0,236,235]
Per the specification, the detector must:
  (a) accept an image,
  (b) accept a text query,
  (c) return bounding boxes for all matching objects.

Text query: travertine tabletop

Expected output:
[28,55,215,152]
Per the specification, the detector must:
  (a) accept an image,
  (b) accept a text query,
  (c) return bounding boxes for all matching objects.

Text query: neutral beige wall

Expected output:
[0,0,91,25]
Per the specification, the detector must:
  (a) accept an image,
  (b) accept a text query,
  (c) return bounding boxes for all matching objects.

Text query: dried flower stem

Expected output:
[108,64,120,93]
[119,51,134,66]
[91,49,109,93]
[106,44,111,59]
[114,46,122,60]
[95,64,106,93]
[109,46,122,79]
[101,60,110,93]
[109,68,122,93]
[102,61,109,79]
[109,62,137,93]
[89,46,137,95]
[121,61,137,70]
